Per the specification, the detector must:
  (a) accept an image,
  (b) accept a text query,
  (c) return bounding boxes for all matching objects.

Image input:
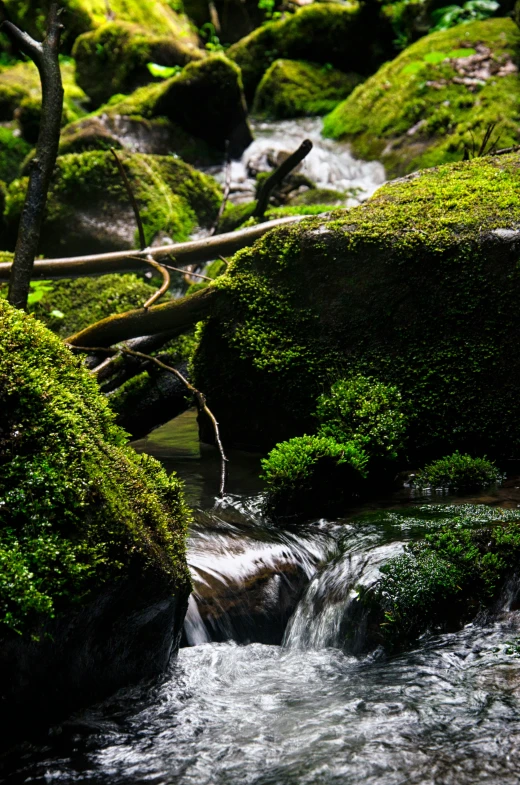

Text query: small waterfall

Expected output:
[284,540,404,653]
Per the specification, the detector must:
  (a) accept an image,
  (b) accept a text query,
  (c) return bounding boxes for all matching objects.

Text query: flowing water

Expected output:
[4,415,520,784]
[205,117,387,206]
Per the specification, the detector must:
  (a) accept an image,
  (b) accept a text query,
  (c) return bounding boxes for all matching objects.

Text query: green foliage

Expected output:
[199,22,225,52]
[323,17,520,176]
[431,0,499,31]
[147,62,183,78]
[316,375,408,463]
[253,59,362,119]
[261,434,368,518]
[413,450,502,489]
[0,128,31,184]
[373,508,520,646]
[0,300,191,635]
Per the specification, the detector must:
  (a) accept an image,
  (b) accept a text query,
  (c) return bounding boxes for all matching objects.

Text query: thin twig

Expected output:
[142,254,170,309]
[110,148,146,250]
[210,140,232,236]
[254,139,313,219]
[218,255,229,267]
[68,344,229,496]
[163,260,212,281]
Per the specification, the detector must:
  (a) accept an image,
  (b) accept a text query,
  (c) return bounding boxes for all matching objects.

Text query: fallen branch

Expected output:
[2,3,63,308]
[68,344,228,496]
[110,148,146,250]
[254,139,313,219]
[0,215,309,281]
[67,284,222,347]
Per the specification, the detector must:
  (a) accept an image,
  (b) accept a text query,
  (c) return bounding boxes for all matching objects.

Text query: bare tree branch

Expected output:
[2,3,64,309]
[68,344,229,496]
[110,148,147,250]
[0,215,310,281]
[254,139,313,219]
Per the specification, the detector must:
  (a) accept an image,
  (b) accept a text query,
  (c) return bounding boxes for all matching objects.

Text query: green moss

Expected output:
[227,2,392,99]
[193,152,520,455]
[316,375,408,463]
[252,59,362,119]
[371,505,520,647]
[0,59,88,140]
[2,0,197,51]
[0,299,191,635]
[413,451,502,489]
[5,150,222,253]
[323,17,520,176]
[72,20,202,106]
[0,128,30,184]
[261,434,368,518]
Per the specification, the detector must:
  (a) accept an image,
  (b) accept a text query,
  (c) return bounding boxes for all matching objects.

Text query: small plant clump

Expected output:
[413,451,502,490]
[261,435,368,519]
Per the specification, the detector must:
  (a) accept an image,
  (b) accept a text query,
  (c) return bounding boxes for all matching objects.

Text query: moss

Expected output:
[0,127,30,184]
[227,2,393,99]
[370,504,520,648]
[252,59,362,119]
[217,201,335,234]
[104,54,251,155]
[323,17,520,177]
[25,274,157,338]
[192,152,520,456]
[0,59,88,140]
[413,451,502,489]
[289,187,358,206]
[2,0,197,51]
[261,434,368,519]
[5,150,222,254]
[0,299,191,635]
[72,20,202,107]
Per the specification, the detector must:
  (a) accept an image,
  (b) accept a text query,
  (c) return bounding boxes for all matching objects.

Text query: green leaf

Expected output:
[423,51,448,65]
[402,61,426,75]
[447,47,477,59]
[50,309,65,319]
[146,62,182,79]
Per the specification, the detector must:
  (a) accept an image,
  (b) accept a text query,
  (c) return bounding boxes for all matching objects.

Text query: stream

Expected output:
[4,411,520,784]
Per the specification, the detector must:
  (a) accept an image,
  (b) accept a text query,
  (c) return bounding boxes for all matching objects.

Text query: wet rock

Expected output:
[323,17,520,177]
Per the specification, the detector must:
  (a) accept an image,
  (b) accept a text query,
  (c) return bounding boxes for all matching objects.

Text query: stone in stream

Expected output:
[4,150,222,255]
[192,152,520,467]
[0,300,191,741]
[323,17,520,177]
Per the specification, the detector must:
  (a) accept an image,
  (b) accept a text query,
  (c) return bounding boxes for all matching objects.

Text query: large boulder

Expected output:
[2,0,197,51]
[0,300,191,737]
[323,17,520,177]
[5,150,222,255]
[252,59,362,119]
[72,20,203,107]
[192,153,520,459]
[227,2,394,100]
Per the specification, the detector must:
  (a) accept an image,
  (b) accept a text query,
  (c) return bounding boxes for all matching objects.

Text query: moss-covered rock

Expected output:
[192,153,520,458]
[227,2,394,99]
[0,127,30,184]
[252,59,362,119]
[102,54,252,156]
[0,59,88,141]
[323,17,520,177]
[0,299,191,731]
[2,0,197,51]
[5,150,222,255]
[72,20,203,107]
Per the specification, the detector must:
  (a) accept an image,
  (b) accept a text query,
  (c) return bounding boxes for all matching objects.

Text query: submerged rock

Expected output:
[73,20,203,107]
[193,153,520,460]
[5,150,222,255]
[323,17,520,177]
[253,59,362,119]
[0,300,191,737]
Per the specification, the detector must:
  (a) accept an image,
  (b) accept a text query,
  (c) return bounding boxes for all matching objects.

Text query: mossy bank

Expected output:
[193,152,520,459]
[323,17,520,176]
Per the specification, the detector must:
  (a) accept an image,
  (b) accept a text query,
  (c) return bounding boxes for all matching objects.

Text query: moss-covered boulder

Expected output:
[100,54,252,156]
[193,153,520,459]
[0,59,88,142]
[5,150,222,255]
[227,2,394,99]
[323,17,520,177]
[72,20,203,107]
[252,59,362,119]
[0,299,191,734]
[2,0,197,51]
